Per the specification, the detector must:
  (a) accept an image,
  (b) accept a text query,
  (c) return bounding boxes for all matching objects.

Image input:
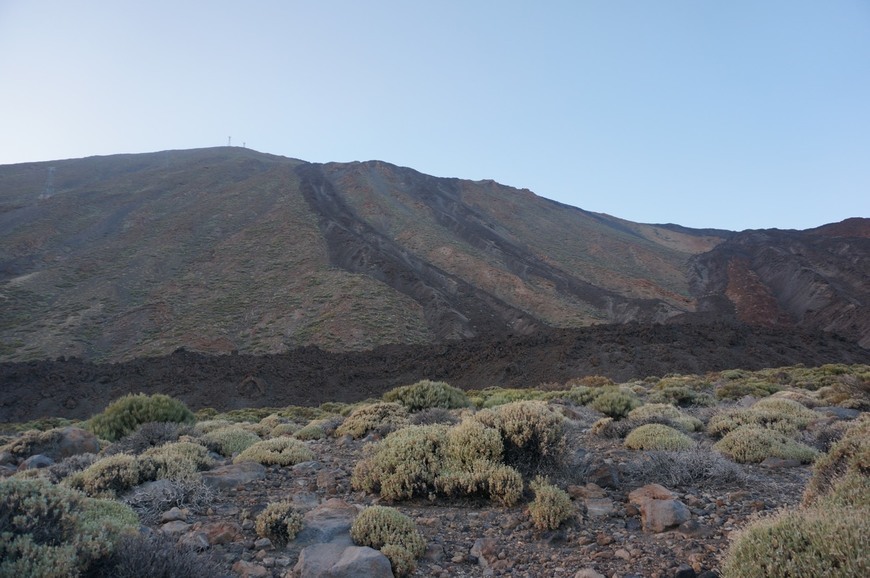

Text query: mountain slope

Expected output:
[0,148,866,362]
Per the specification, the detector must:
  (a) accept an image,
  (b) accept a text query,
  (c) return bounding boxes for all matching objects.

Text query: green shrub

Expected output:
[715,378,781,400]
[0,479,138,577]
[269,423,301,438]
[334,402,409,439]
[560,386,599,406]
[588,387,641,419]
[472,401,565,476]
[139,441,214,481]
[528,477,573,530]
[647,386,716,407]
[65,453,141,498]
[255,501,304,546]
[383,380,470,411]
[233,437,314,466]
[721,506,867,578]
[200,426,261,457]
[350,506,426,577]
[624,423,696,451]
[89,394,195,442]
[192,419,233,434]
[802,416,869,506]
[435,459,523,506]
[713,426,818,464]
[445,419,503,467]
[352,424,449,501]
[708,399,821,438]
[627,403,703,432]
[292,420,326,440]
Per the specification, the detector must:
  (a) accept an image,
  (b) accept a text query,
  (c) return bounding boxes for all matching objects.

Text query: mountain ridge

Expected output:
[1,147,867,362]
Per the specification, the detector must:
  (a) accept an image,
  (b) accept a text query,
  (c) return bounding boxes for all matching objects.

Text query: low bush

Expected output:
[65,453,141,498]
[623,448,746,487]
[90,532,224,578]
[107,422,186,455]
[708,399,822,437]
[713,426,818,464]
[234,437,314,466]
[139,441,214,481]
[647,386,716,407]
[624,423,695,451]
[292,420,326,440]
[350,506,426,577]
[588,387,641,419]
[122,475,215,525]
[714,377,781,400]
[0,478,138,577]
[352,424,449,501]
[88,394,195,442]
[721,506,867,578]
[255,501,304,546]
[528,477,573,530]
[334,402,409,439]
[383,380,470,411]
[802,416,869,507]
[472,400,565,476]
[200,425,261,457]
[627,403,704,432]
[409,407,460,426]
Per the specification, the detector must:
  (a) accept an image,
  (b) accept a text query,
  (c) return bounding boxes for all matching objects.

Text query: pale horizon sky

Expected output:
[1,1,868,231]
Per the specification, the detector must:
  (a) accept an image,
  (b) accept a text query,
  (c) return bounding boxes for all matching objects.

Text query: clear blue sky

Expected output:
[1,1,868,231]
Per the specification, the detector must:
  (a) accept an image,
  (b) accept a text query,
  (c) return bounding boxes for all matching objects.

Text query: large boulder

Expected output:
[628,483,691,533]
[294,543,393,578]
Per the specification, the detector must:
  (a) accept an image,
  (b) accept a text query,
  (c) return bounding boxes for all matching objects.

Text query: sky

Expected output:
[1,1,868,231]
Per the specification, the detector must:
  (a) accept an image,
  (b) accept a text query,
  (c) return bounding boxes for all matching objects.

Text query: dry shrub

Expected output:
[255,501,304,546]
[233,437,314,466]
[527,477,573,530]
[713,426,818,464]
[383,380,470,411]
[335,402,410,439]
[624,423,696,451]
[350,506,426,577]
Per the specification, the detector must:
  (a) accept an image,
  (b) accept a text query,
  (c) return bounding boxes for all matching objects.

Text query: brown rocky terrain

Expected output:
[2,147,867,364]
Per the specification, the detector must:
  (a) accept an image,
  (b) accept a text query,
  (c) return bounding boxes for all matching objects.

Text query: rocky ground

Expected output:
[120,413,818,578]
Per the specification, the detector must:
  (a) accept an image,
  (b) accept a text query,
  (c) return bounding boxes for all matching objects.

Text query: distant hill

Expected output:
[1,147,867,362]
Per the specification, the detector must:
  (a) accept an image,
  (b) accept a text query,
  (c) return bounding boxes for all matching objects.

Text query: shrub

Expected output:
[89,394,194,442]
[269,423,301,438]
[472,401,565,476]
[234,437,314,466]
[435,459,523,506]
[713,426,818,464]
[122,474,215,525]
[383,380,470,411]
[445,419,503,467]
[255,501,304,546]
[107,422,185,455]
[40,453,100,484]
[192,419,233,435]
[350,506,426,577]
[624,424,696,451]
[90,532,224,578]
[409,407,460,426]
[560,386,599,406]
[528,477,573,530]
[352,424,449,501]
[292,420,326,440]
[802,416,869,507]
[589,387,641,419]
[139,441,214,481]
[0,479,138,576]
[334,402,409,439]
[623,448,746,487]
[65,453,141,498]
[647,386,716,407]
[708,399,822,438]
[715,378,780,400]
[721,506,867,578]
[627,403,703,432]
[200,426,261,457]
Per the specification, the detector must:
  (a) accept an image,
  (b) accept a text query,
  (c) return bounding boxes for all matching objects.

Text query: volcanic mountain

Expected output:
[1,147,867,364]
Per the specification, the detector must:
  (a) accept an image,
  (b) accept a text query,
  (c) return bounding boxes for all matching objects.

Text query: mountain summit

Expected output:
[1,147,867,362]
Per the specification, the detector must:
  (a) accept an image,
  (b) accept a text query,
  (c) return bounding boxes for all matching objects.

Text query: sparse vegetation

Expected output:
[527,477,573,530]
[350,506,426,577]
[233,437,314,466]
[383,380,470,411]
[255,501,304,546]
[713,426,818,464]
[88,394,195,442]
[624,423,696,451]
[334,402,410,439]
